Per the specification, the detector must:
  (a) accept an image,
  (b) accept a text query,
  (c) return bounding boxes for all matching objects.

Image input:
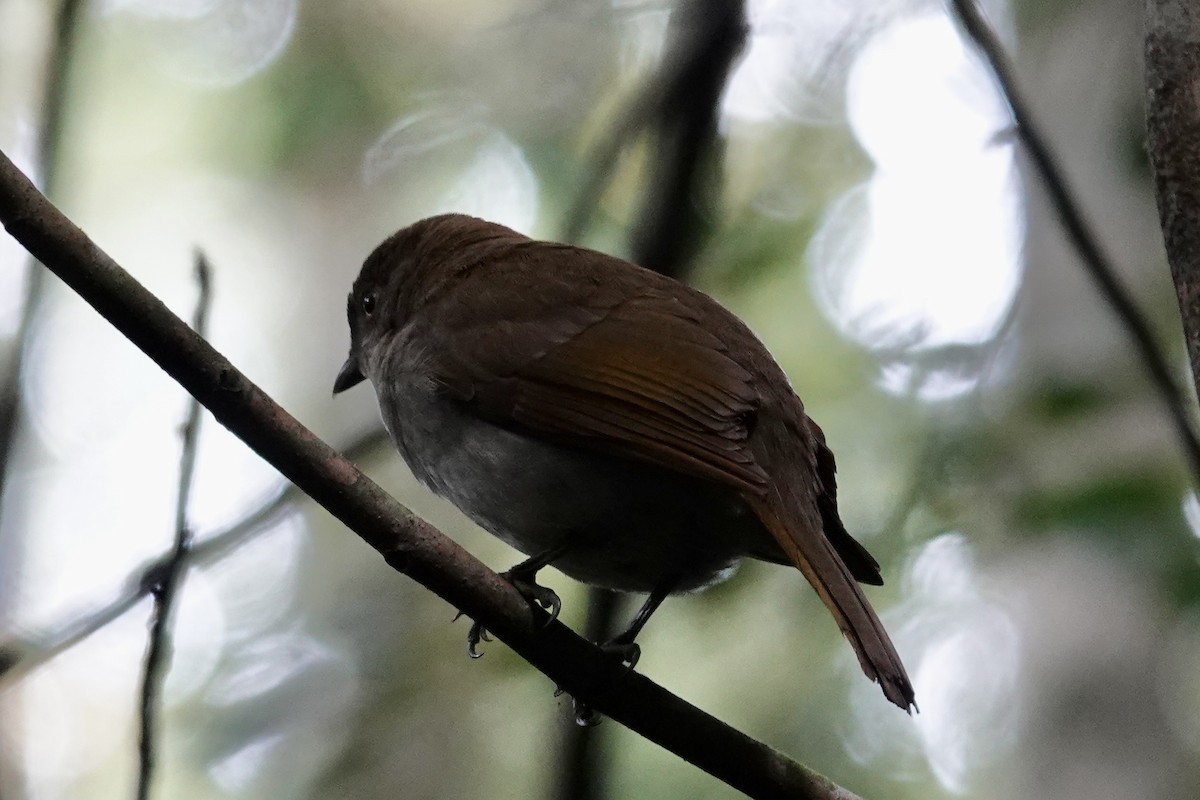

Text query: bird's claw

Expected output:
[506,573,561,626]
[466,621,492,659]
[573,697,602,727]
[456,569,561,659]
[454,609,491,659]
[561,639,640,725]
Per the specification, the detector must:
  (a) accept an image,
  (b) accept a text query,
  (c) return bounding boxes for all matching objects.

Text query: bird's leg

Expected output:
[597,577,676,670]
[464,543,571,658]
[503,547,569,620]
[571,578,678,726]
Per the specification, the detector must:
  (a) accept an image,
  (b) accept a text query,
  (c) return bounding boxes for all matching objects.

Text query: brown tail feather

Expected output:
[749,492,916,711]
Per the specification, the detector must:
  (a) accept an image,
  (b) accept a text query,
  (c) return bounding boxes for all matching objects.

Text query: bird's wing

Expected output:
[429,250,770,496]
[427,246,912,709]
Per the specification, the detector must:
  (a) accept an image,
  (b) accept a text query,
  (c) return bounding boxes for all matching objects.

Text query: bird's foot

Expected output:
[505,571,562,626]
[555,683,605,727]
[599,636,641,673]
[454,568,562,658]
[559,636,640,726]
[572,697,603,727]
[465,619,492,659]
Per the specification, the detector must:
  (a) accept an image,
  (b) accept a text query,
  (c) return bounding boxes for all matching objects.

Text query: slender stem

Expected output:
[0,429,392,686]
[561,0,747,262]
[134,254,212,800]
[948,0,1200,484]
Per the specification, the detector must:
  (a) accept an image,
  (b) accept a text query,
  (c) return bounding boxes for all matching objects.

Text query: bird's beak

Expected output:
[333,356,366,395]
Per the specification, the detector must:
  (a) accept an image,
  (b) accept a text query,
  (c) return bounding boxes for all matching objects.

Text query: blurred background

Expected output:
[1,0,1198,798]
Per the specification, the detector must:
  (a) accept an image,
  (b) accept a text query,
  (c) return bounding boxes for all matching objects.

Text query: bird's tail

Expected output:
[748,490,916,712]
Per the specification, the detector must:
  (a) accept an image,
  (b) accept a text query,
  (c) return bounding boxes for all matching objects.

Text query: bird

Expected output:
[333,213,915,711]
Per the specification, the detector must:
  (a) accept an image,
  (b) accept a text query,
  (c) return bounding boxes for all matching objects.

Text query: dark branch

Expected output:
[134,253,212,800]
[0,151,862,800]
[1145,1,1200,406]
[949,0,1200,483]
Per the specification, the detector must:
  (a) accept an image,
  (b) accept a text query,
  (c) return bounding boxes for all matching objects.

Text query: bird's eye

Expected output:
[362,293,377,316]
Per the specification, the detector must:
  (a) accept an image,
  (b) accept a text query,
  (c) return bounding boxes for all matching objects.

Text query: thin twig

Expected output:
[134,253,212,800]
[0,148,863,800]
[561,93,661,245]
[561,1,747,253]
[947,0,1200,484]
[0,428,391,686]
[0,0,87,519]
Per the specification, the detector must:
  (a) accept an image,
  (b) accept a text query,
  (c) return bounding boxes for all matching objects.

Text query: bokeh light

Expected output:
[809,11,1023,400]
[842,533,1021,794]
[364,99,539,234]
[101,0,297,88]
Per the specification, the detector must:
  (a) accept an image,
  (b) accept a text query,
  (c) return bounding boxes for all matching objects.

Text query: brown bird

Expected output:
[334,213,915,711]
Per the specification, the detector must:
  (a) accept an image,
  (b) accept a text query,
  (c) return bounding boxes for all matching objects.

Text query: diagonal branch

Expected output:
[948,0,1200,483]
[0,151,863,800]
[134,252,211,800]
[1145,0,1200,406]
